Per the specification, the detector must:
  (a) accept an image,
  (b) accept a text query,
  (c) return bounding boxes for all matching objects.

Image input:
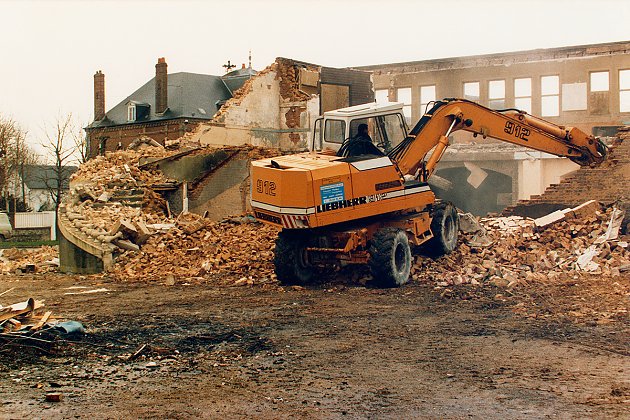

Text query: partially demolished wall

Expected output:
[195,58,320,151]
[505,128,629,230]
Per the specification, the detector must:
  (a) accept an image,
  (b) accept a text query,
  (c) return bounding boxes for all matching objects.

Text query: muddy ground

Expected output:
[0,272,628,419]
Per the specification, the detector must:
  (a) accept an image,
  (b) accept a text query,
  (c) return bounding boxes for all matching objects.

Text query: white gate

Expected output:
[14,211,57,240]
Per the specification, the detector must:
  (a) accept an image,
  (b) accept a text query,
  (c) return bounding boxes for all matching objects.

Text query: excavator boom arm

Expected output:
[390,99,606,179]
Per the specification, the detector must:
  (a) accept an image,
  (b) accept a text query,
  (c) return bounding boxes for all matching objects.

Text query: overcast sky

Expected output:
[1,0,628,156]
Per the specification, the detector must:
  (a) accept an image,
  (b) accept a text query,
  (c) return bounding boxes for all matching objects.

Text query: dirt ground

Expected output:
[0,271,628,419]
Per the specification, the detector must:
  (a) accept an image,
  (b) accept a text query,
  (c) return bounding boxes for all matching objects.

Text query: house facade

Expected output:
[21,165,77,211]
[85,58,255,157]
[86,57,373,157]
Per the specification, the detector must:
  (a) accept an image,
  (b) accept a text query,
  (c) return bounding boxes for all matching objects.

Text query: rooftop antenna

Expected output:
[248,50,252,68]
[222,60,236,73]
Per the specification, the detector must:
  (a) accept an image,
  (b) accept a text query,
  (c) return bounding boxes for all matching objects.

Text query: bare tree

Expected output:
[72,122,89,164]
[41,113,77,210]
[0,115,38,212]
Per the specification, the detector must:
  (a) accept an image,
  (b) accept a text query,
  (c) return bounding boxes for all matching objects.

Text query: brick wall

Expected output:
[321,67,373,107]
[86,119,203,157]
[504,127,630,222]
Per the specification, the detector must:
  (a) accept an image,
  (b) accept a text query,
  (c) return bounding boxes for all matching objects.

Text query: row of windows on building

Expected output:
[377,70,630,121]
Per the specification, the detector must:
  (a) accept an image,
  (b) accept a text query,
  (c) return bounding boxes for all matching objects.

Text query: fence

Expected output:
[13,211,56,240]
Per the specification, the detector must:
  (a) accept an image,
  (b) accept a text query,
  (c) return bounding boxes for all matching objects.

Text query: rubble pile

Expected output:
[0,247,59,274]
[111,213,279,285]
[59,147,176,254]
[413,204,629,288]
[69,148,173,197]
[57,139,626,291]
[57,140,284,272]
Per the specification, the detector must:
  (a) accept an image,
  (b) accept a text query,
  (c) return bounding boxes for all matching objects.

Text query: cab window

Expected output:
[347,113,407,153]
[375,113,407,151]
[313,118,323,150]
[324,119,346,144]
[349,119,368,138]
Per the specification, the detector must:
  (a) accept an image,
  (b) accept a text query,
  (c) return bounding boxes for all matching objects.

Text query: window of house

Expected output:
[99,137,108,156]
[397,87,412,122]
[463,82,480,101]
[619,69,630,112]
[590,71,609,92]
[375,89,389,104]
[488,80,505,109]
[127,103,136,121]
[541,75,560,116]
[514,77,532,114]
[419,85,436,114]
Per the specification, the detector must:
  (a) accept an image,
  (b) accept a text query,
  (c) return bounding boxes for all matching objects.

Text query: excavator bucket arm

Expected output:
[388,99,606,179]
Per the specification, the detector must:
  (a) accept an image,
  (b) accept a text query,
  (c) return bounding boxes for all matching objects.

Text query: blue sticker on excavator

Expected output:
[320,182,345,205]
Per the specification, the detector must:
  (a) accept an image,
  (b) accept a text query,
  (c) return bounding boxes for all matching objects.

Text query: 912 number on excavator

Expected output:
[256,179,276,196]
[504,121,530,141]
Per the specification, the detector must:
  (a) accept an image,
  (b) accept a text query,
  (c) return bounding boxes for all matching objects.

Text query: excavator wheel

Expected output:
[274,230,313,285]
[369,228,412,288]
[425,201,459,256]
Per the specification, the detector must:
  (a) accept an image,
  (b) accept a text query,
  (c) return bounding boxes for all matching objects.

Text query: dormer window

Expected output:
[126,101,150,122]
[127,103,136,121]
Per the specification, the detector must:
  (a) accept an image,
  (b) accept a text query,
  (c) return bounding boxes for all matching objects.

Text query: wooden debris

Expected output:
[127,343,148,361]
[31,311,52,331]
[7,318,22,330]
[0,298,39,322]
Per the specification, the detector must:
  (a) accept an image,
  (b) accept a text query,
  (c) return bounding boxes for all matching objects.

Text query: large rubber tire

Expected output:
[274,231,313,286]
[425,201,459,256]
[369,228,412,288]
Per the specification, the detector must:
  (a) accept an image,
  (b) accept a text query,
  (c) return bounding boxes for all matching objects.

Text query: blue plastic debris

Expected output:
[53,321,86,335]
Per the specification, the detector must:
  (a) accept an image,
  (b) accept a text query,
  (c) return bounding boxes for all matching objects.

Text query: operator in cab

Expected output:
[337,123,385,157]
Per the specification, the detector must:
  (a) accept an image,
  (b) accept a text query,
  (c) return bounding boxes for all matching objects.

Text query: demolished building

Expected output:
[505,127,630,232]
[86,57,372,156]
[81,56,373,224]
[359,41,630,214]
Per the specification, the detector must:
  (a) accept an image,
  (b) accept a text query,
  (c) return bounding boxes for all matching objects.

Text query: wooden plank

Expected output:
[31,311,52,331]
[0,298,44,322]
[7,318,22,330]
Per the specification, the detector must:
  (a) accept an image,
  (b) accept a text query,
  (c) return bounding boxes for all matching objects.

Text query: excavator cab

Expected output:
[312,102,409,154]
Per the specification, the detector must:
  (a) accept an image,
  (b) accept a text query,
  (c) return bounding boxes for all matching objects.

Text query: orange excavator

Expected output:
[251,99,607,287]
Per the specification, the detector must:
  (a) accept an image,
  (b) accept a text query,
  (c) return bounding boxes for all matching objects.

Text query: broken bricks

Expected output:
[112,217,278,284]
[417,202,628,288]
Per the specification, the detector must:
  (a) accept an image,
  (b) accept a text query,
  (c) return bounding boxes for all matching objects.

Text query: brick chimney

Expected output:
[155,57,168,114]
[94,70,105,121]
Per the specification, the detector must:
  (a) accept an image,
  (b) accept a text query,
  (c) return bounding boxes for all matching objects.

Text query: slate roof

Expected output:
[222,66,258,94]
[23,165,78,190]
[88,72,234,128]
